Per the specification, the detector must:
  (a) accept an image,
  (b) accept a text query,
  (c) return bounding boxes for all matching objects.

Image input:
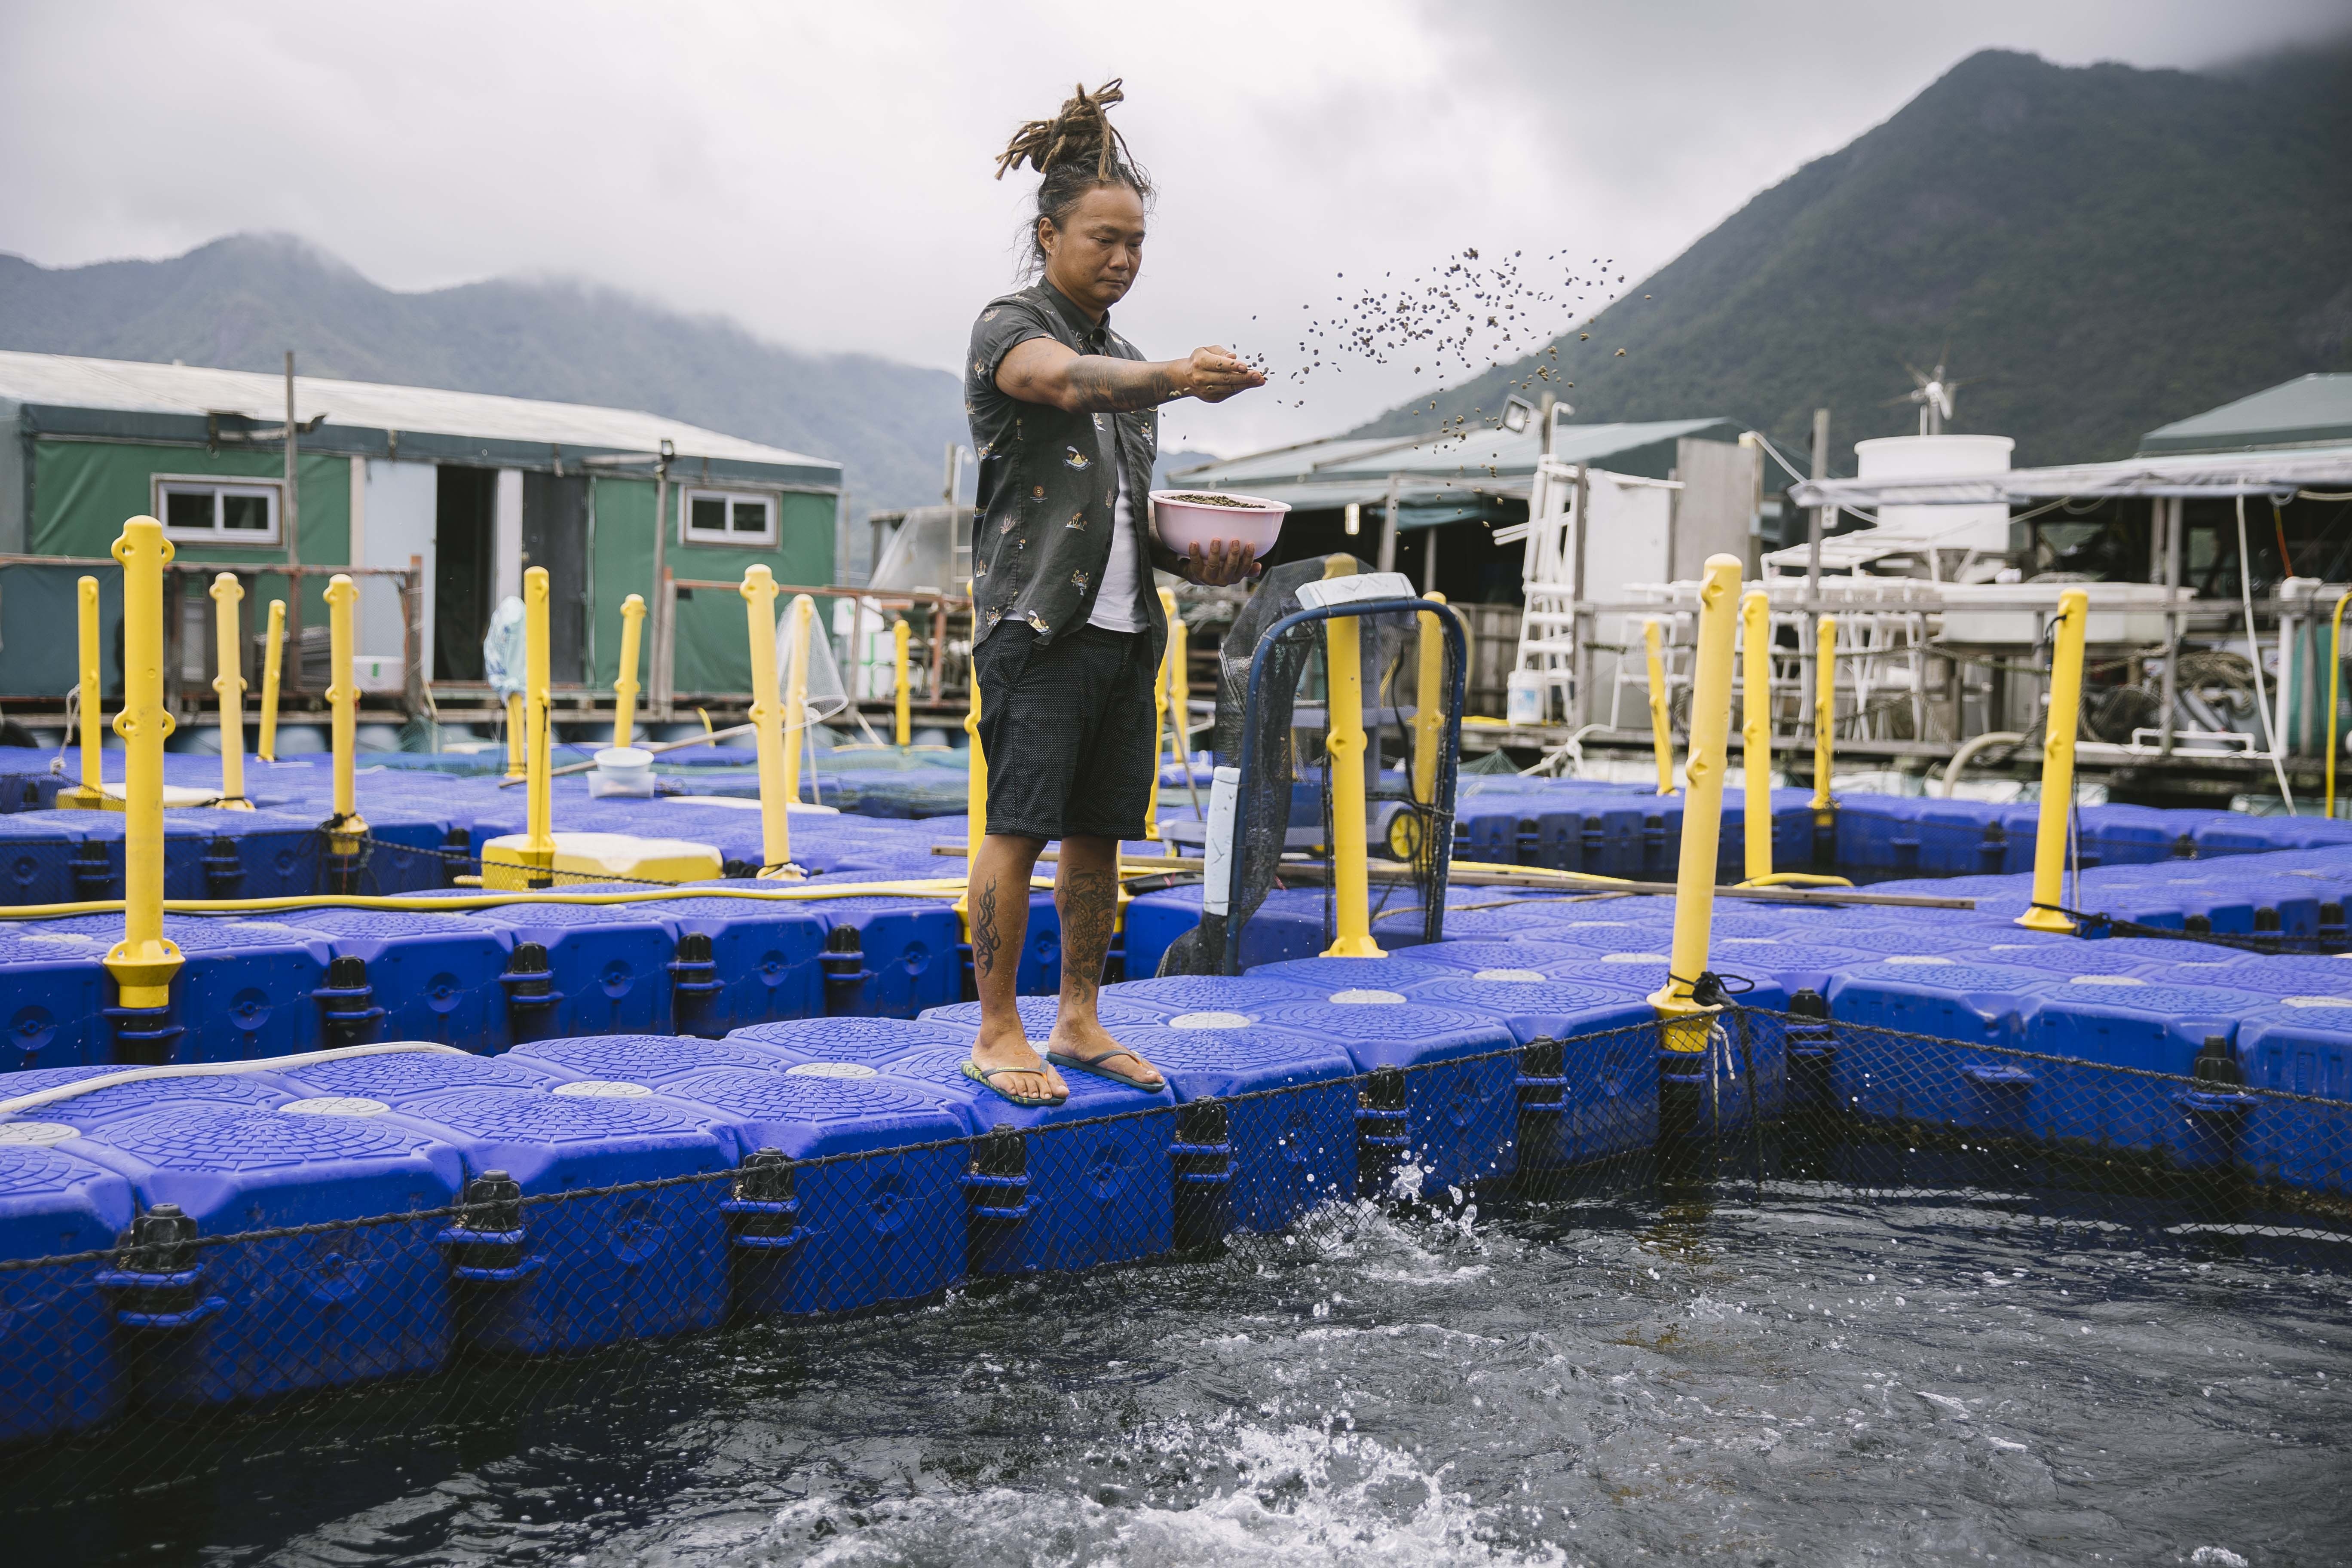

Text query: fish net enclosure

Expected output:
[1163,556,1462,975]
[2,1008,2347,1561]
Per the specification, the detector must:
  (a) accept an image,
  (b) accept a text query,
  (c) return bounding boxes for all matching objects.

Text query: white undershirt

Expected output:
[1089,459,1143,632]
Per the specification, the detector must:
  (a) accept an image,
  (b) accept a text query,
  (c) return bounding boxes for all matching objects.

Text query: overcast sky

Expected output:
[1,0,2343,456]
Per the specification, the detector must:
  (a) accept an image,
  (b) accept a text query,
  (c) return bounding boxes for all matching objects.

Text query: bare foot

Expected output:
[1044,1011,1165,1092]
[971,1012,1068,1103]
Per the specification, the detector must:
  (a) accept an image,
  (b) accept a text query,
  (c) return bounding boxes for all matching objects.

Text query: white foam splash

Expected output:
[718,1424,1568,1566]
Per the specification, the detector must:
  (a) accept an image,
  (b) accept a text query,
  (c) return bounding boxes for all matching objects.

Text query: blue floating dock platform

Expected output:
[53,1101,462,1408]
[0,1141,136,1442]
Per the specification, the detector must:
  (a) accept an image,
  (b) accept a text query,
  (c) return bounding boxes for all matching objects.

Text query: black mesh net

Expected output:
[3,1005,2347,1550]
[1164,558,1460,975]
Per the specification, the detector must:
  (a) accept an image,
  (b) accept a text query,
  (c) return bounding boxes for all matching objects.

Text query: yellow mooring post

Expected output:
[1169,604,1192,766]
[1145,587,1179,841]
[612,592,646,750]
[256,597,285,763]
[893,618,913,747]
[1740,589,1773,883]
[779,594,815,808]
[102,517,183,1035]
[209,573,252,809]
[59,575,106,808]
[1811,615,1838,813]
[1643,617,1675,795]
[504,692,527,780]
[959,655,987,927]
[1411,591,1449,808]
[1320,553,1384,958]
[2328,590,2351,819]
[1648,554,1742,1048]
[515,566,557,885]
[2017,587,2089,933]
[741,567,795,876]
[322,574,369,885]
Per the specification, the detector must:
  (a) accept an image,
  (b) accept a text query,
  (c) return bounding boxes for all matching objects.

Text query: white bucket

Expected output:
[588,745,656,798]
[1506,669,1545,727]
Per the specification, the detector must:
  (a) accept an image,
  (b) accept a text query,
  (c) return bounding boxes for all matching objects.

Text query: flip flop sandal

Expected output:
[1046,1046,1165,1092]
[962,1057,1065,1108]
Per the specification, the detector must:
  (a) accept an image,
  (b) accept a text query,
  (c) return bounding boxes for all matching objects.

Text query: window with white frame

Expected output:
[681,488,778,547]
[156,478,282,544]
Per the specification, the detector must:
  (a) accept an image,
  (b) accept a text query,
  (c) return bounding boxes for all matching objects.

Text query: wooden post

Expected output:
[283,353,302,696]
[1377,474,1399,574]
[1804,407,1830,598]
[2159,496,2183,755]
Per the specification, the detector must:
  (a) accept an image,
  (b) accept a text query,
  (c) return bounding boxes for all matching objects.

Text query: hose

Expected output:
[1939,731,2027,797]
[0,874,1041,925]
[0,1041,469,1117]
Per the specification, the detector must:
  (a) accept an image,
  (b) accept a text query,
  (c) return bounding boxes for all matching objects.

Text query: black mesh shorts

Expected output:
[974,622,1158,842]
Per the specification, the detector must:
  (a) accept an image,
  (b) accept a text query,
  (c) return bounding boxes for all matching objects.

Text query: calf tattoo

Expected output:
[1060,867,1119,1003]
[973,881,1003,979]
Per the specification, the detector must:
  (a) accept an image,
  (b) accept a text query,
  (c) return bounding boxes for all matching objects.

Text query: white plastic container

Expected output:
[1506,669,1545,727]
[587,745,656,798]
[1852,434,2016,552]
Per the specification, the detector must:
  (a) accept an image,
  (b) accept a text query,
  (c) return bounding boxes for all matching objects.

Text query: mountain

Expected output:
[0,234,968,516]
[1353,45,2352,471]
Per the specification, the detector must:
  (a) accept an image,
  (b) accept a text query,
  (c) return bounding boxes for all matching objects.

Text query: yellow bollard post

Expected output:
[1811,615,1838,812]
[957,595,988,928]
[60,575,107,807]
[1643,617,1675,795]
[1145,587,1178,841]
[779,594,815,808]
[2017,588,2089,934]
[322,574,369,884]
[741,567,796,876]
[209,573,252,809]
[102,517,183,1030]
[519,567,556,884]
[1411,591,1449,807]
[1648,554,1742,1046]
[612,593,646,750]
[1169,604,1192,763]
[893,618,913,747]
[1320,554,1384,958]
[256,597,285,763]
[504,692,527,780]
[2328,590,2351,819]
[1740,589,1773,883]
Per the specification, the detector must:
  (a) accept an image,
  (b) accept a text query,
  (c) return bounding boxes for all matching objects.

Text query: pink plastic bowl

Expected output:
[1148,490,1290,561]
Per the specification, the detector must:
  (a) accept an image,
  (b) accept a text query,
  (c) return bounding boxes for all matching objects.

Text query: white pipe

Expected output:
[0,1042,469,1118]
[2237,494,2298,813]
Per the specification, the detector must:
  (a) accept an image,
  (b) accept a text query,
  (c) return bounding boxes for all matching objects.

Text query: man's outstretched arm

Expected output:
[998,338,1263,412]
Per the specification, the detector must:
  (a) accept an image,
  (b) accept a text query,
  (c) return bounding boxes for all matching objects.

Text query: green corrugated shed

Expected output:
[2138,373,2352,456]
[0,351,841,699]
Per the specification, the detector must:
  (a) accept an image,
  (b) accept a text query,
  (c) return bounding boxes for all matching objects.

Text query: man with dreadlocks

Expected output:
[959,80,1266,1106]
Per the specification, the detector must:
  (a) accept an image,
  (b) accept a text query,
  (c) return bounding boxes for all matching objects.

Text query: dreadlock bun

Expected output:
[996,79,1153,277]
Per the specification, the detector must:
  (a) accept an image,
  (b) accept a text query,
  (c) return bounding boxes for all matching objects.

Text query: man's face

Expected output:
[1041,184,1146,315]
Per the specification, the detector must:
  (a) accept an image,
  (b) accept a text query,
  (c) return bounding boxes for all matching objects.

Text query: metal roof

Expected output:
[2139,374,2352,456]
[1791,443,2352,509]
[0,350,836,474]
[1169,417,1739,507]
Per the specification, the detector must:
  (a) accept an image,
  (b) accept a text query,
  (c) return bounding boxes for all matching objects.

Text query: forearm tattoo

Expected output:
[1059,866,1119,1002]
[973,881,1003,979]
[1065,356,1181,412]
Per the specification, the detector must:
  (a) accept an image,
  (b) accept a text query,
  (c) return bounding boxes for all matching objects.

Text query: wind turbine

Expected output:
[1892,352,1963,436]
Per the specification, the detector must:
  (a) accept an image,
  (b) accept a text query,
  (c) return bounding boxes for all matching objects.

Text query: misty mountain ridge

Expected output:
[0,233,970,515]
[1353,46,2352,469]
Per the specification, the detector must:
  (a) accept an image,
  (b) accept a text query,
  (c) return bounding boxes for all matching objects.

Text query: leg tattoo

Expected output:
[973,881,1003,979]
[1059,866,1118,1005]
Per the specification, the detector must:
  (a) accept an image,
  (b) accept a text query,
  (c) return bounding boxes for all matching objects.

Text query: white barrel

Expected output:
[1853,434,2015,552]
[1202,765,1241,916]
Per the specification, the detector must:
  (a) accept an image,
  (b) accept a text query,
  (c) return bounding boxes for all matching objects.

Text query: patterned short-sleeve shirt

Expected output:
[965,282,1175,658]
